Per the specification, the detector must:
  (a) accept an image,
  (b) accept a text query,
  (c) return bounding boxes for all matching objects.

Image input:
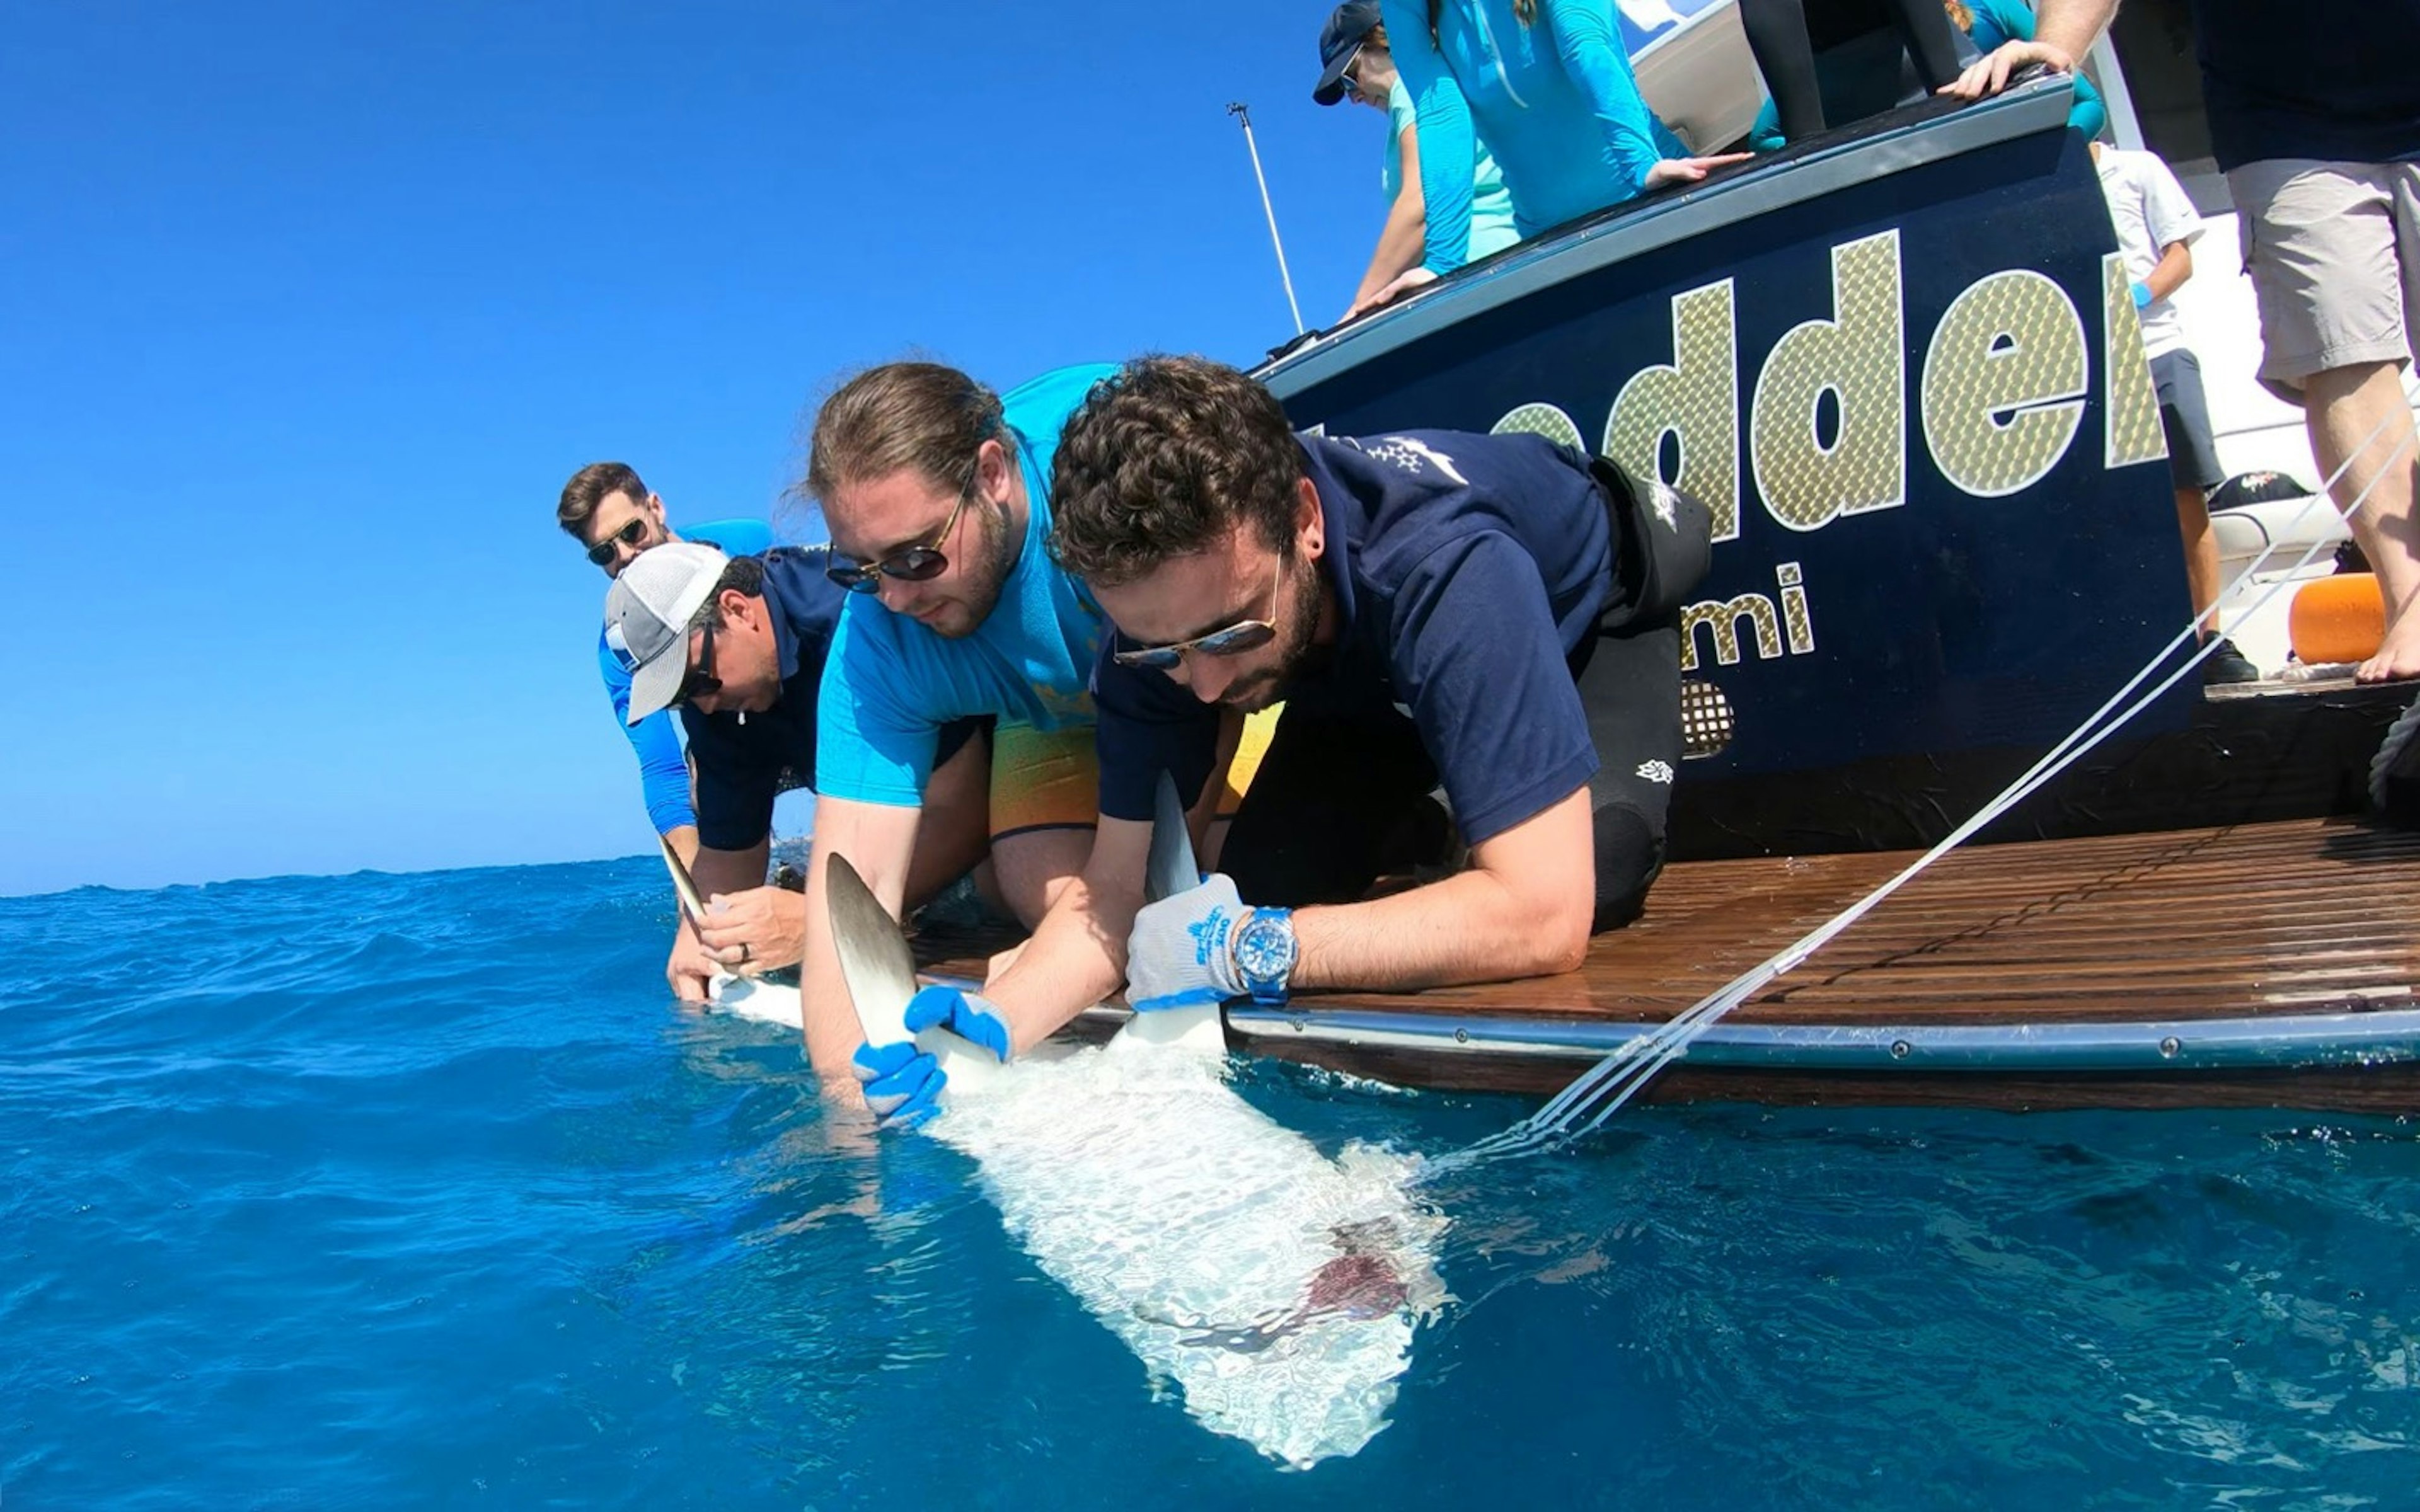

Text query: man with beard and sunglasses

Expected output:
[682,360,1151,1081]
[851,356,1712,1121]
[604,539,992,1004]
[556,462,775,869]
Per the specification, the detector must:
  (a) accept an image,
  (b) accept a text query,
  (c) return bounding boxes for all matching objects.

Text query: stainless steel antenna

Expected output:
[1226,102,1306,336]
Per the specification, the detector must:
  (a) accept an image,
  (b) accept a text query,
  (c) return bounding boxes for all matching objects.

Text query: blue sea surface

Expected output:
[6,859,2419,1508]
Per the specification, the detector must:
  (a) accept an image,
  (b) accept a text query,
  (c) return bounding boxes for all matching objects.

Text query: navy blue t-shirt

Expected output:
[682,546,984,852]
[2193,0,2420,169]
[1093,430,1616,849]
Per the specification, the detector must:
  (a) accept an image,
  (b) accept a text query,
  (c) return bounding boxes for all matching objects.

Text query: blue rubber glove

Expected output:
[848,985,1013,1129]
[2131,280,2153,309]
[902,983,1013,1060]
[1123,873,1250,1013]
[851,1039,943,1128]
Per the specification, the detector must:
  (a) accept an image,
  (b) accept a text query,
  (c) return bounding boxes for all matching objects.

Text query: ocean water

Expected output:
[6,858,2419,1508]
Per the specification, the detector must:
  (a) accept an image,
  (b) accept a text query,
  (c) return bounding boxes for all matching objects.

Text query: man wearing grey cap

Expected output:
[604,541,989,1002]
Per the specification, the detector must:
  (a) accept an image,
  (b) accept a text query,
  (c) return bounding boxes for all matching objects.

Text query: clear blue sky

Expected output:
[3,1,1395,895]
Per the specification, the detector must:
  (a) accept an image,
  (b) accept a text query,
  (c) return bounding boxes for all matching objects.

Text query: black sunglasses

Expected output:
[824,456,979,595]
[674,620,722,708]
[585,516,651,567]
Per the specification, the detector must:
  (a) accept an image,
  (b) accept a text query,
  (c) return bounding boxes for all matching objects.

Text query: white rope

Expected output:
[1435,405,2418,1172]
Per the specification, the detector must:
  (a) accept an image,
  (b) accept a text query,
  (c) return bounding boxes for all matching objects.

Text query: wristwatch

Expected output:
[1229,907,1298,1005]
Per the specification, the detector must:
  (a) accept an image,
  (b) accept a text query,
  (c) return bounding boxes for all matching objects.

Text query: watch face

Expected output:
[1233,914,1295,984]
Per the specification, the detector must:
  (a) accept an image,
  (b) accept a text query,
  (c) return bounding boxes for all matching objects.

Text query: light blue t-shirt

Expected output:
[1384,79,1523,263]
[813,363,1119,808]
[1383,0,1691,274]
[596,516,774,835]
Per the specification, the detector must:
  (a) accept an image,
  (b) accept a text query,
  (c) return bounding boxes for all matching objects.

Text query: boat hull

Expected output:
[1255,83,2406,857]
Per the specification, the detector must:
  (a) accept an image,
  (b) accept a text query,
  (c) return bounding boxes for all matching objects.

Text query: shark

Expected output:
[815,778,1449,1469]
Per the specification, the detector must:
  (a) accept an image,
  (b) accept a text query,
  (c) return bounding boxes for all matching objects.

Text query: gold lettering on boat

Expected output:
[1605,278,1741,543]
[1920,268,2087,496]
[2100,251,2169,469]
[1469,226,2182,677]
[1750,230,1906,532]
[1682,584,1790,672]
[1776,561,1815,655]
[1490,402,1586,449]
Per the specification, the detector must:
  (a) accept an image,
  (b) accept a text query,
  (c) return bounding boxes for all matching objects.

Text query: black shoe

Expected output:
[2203,636,2260,684]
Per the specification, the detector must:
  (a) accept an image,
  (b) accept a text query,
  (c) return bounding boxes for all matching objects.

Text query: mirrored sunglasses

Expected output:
[1110,617,1279,672]
[1110,553,1289,671]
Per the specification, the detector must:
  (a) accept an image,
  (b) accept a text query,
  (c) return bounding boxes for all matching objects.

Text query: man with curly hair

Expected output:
[856,356,1713,1116]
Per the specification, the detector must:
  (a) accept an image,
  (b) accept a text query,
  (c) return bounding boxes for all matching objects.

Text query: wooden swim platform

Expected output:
[916,816,2420,1114]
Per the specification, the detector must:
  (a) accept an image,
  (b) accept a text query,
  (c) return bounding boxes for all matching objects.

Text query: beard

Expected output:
[1218,551,1323,713]
[926,498,1018,639]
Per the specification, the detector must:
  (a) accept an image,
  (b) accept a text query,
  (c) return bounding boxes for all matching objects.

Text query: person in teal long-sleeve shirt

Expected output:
[1371,0,1748,304]
[1311,1,1523,321]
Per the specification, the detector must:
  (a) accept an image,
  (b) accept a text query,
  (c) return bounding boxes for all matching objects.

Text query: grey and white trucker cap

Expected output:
[603,541,729,726]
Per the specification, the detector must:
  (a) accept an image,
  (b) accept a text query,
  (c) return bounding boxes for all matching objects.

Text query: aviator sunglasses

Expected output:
[825,455,981,594]
[1110,554,1287,672]
[585,516,652,567]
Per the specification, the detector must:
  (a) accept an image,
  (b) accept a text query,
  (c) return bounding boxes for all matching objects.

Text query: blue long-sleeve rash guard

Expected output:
[1383,0,1688,275]
[595,517,775,836]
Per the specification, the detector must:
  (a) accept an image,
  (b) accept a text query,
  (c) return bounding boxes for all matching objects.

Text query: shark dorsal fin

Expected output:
[1146,772,1200,904]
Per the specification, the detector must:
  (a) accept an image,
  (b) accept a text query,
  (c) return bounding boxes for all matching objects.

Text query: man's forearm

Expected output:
[987,876,1137,1054]
[2036,0,2119,64]
[798,845,873,1081]
[2147,241,2192,302]
[1354,196,1428,309]
[1293,867,1592,992]
[784,796,931,1082]
[662,825,700,871]
[691,840,768,899]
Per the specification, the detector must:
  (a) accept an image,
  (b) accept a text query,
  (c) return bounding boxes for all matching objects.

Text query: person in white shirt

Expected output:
[2092,139,2259,684]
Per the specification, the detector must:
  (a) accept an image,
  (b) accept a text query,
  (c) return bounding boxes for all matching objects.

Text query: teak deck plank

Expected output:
[1291,818,2420,1024]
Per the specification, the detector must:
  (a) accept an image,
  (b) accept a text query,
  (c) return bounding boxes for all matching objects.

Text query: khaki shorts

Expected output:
[2228,158,2420,403]
[990,709,1283,841]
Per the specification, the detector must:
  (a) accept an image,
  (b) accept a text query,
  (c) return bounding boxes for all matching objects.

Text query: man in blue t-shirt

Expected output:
[853,357,1714,1116]
[683,360,1122,1079]
[1948,0,2420,682]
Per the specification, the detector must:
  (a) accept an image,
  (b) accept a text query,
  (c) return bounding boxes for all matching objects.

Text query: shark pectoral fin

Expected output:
[827,856,920,1048]
[1115,1005,1228,1058]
